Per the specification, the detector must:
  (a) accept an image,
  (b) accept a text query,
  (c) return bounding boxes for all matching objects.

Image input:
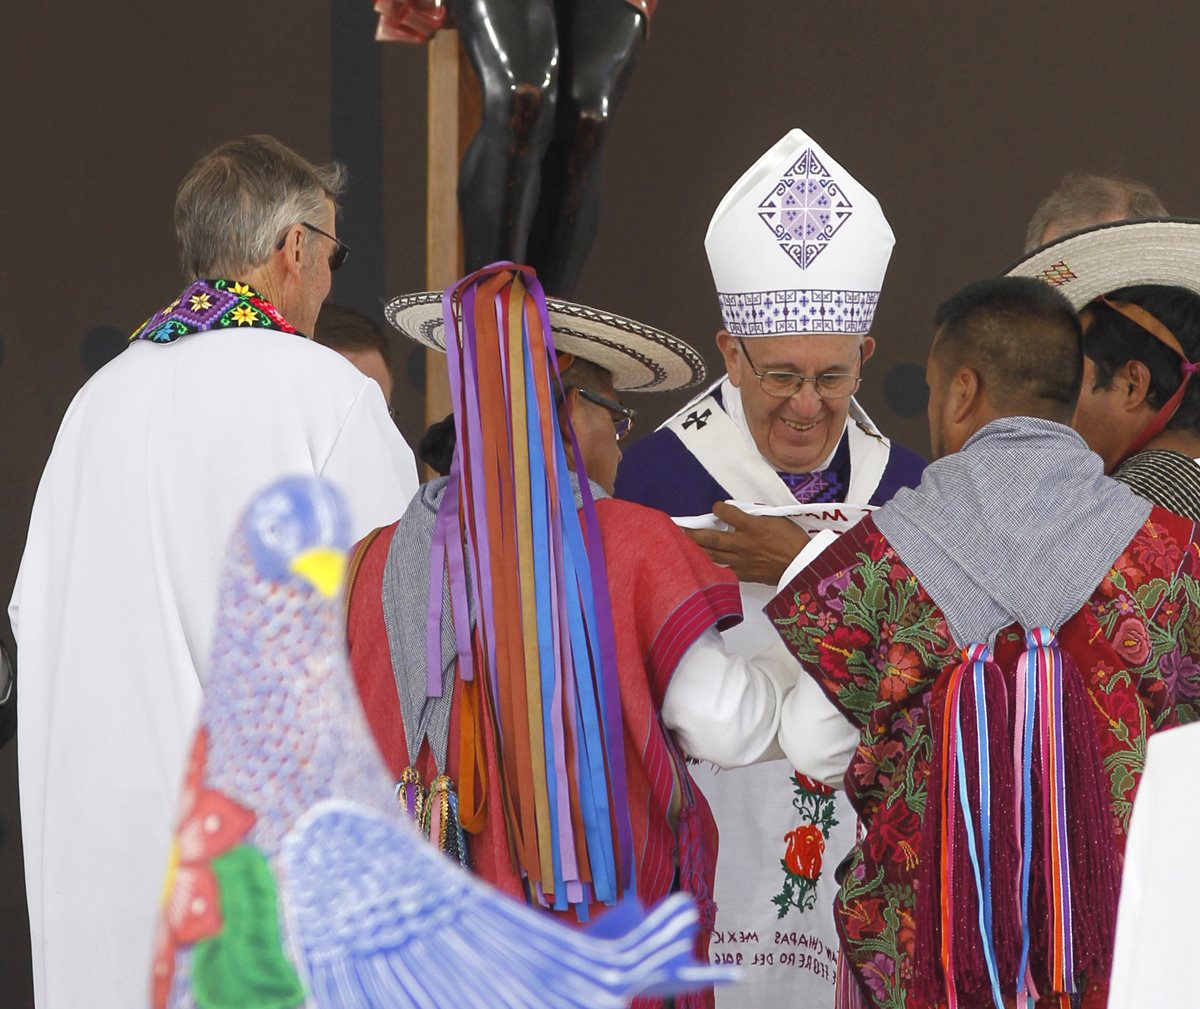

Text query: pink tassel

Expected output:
[1016,636,1121,998]
[912,646,1019,1008]
[1058,650,1121,987]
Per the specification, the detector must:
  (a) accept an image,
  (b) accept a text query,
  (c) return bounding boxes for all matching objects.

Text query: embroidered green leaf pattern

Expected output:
[1109,763,1136,802]
[1135,577,1169,613]
[769,517,1200,1009]
[191,845,305,1009]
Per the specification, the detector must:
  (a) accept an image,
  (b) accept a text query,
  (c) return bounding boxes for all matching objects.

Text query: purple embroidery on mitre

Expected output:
[718,289,879,336]
[757,148,854,270]
[172,281,238,328]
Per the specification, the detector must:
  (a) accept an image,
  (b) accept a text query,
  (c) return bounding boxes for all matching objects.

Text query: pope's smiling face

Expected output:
[716,330,874,473]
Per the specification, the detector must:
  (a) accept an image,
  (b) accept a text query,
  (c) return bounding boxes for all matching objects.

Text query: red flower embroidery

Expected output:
[867,534,890,563]
[843,896,884,942]
[851,737,903,790]
[1114,617,1151,666]
[896,907,917,958]
[1112,553,1148,592]
[880,643,922,702]
[794,772,835,797]
[866,798,920,868]
[1130,524,1183,572]
[152,731,256,1009]
[819,626,872,677]
[784,824,825,879]
[1097,683,1144,746]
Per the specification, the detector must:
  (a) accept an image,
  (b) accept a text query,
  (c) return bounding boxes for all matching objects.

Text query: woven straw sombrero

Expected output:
[384,290,706,392]
[1004,217,1200,309]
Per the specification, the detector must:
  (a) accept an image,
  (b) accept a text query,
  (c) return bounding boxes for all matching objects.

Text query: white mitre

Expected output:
[705,128,895,338]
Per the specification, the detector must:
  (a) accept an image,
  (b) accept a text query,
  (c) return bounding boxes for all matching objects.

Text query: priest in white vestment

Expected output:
[9,136,419,1009]
[620,128,925,1009]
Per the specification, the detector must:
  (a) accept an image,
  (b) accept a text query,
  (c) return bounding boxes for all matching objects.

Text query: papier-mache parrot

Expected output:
[150,475,739,1009]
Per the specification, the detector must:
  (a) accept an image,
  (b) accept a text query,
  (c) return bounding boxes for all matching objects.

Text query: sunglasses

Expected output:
[275,221,350,272]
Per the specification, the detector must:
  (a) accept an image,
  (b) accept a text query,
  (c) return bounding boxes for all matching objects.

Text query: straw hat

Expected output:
[1004,218,1200,309]
[384,290,706,392]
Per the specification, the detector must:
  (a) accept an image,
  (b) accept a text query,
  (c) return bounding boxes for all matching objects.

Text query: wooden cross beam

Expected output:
[424,30,480,428]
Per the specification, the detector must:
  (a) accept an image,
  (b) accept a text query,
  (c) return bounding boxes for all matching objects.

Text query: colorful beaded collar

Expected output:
[131,279,297,344]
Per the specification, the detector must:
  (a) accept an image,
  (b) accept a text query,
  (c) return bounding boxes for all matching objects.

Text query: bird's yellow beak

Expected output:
[288,547,347,599]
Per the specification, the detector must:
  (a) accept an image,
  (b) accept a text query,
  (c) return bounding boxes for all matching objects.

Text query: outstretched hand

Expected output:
[684,502,812,586]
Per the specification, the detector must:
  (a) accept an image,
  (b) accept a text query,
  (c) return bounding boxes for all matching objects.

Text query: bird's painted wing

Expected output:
[281,802,739,1009]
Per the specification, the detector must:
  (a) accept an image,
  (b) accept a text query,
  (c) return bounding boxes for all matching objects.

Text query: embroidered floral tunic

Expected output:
[765,509,1200,1009]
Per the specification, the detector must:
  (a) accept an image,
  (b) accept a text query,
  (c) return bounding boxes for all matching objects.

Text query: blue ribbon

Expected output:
[553,435,618,904]
[954,652,1004,1009]
[1016,640,1038,998]
[522,333,567,904]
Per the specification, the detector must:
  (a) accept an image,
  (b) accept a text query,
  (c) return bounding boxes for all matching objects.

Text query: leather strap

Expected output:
[456,666,487,834]
[1096,297,1200,466]
[343,526,385,623]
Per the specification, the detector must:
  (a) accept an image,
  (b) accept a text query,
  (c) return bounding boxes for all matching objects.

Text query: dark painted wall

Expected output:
[5,1,1200,1002]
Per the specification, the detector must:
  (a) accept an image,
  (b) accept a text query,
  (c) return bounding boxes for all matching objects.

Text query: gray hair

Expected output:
[174,135,347,279]
[1023,171,1167,252]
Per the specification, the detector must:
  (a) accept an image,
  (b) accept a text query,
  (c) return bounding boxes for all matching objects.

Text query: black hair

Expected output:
[418,414,456,476]
[312,303,393,368]
[417,358,612,479]
[1084,284,1200,433]
[559,356,611,395]
[932,276,1083,418]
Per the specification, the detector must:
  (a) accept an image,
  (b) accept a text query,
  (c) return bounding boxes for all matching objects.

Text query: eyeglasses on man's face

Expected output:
[275,222,350,272]
[737,338,862,400]
[568,385,636,440]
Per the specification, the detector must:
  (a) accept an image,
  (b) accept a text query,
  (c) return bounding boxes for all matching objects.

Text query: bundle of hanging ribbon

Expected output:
[912,631,1121,1009]
[420,262,633,919]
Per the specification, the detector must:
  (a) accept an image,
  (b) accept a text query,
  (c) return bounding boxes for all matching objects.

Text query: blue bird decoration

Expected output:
[150,476,739,1009]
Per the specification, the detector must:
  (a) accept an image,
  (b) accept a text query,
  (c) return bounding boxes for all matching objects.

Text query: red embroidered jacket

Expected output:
[766,509,1200,1009]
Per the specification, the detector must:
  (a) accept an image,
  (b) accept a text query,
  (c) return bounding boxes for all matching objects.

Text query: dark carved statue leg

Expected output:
[524,0,646,296]
[455,0,560,274]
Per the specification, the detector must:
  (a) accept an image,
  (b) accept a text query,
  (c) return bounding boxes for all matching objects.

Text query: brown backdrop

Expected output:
[3,2,1198,1002]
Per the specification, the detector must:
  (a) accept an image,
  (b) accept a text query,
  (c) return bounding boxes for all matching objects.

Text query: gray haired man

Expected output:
[1024,171,1166,251]
[10,135,418,1009]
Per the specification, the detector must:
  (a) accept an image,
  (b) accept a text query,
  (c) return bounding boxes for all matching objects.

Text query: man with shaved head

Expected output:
[684,276,1200,1008]
[923,276,1086,455]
